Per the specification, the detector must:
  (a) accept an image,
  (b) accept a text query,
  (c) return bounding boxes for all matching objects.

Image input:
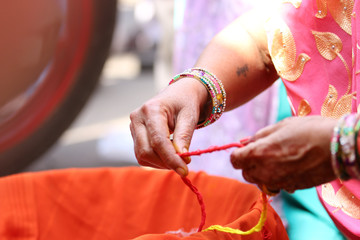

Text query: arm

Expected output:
[130,10,278,176]
[194,11,278,111]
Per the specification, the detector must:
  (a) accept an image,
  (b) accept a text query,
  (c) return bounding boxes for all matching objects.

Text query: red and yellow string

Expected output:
[178,137,270,235]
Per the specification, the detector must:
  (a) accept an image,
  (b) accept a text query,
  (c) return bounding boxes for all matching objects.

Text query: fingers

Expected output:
[230,141,257,170]
[129,120,169,169]
[129,76,211,177]
[230,121,282,170]
[130,97,197,177]
[231,116,336,193]
[243,168,281,195]
[172,109,198,164]
[130,116,165,169]
[261,185,281,196]
[253,120,283,140]
[146,112,190,176]
[230,135,287,191]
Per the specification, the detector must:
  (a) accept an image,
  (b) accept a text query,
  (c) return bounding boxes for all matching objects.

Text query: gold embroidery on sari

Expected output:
[312,31,352,92]
[321,183,341,208]
[337,186,360,219]
[278,54,311,80]
[282,0,302,8]
[269,22,310,81]
[315,0,354,35]
[312,31,342,60]
[321,184,360,219]
[315,0,327,18]
[321,85,353,119]
[297,99,311,116]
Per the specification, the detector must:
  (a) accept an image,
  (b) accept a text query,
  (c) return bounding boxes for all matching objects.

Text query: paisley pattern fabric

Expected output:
[266,0,360,238]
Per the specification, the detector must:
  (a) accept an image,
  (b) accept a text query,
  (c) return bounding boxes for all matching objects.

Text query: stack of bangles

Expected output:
[169,68,226,128]
[331,113,360,180]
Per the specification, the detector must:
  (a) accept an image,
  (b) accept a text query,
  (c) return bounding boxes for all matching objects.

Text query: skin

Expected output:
[129,10,338,191]
[231,116,337,192]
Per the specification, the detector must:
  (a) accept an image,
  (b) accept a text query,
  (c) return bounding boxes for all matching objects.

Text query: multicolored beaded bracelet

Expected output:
[331,117,343,180]
[331,113,360,180]
[340,114,359,179]
[350,114,360,179]
[355,117,360,160]
[188,68,226,116]
[169,68,227,128]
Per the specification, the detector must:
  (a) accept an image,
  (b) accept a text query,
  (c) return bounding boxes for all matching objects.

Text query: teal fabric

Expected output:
[282,189,346,240]
[276,81,292,122]
[276,81,346,239]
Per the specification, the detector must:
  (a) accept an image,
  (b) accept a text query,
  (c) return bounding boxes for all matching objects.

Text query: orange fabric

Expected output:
[0,167,288,239]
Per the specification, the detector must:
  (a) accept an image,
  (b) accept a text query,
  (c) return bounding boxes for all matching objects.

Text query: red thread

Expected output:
[179,137,252,232]
[178,136,252,158]
[181,177,206,232]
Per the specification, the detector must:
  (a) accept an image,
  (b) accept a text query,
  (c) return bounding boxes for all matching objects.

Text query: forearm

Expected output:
[194,11,279,111]
[130,10,280,176]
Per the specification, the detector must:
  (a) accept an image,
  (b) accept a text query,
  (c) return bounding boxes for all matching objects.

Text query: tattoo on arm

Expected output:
[236,65,249,78]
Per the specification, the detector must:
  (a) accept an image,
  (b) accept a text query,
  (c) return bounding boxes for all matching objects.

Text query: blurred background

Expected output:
[26,0,167,172]
[1,0,273,177]
[20,0,277,174]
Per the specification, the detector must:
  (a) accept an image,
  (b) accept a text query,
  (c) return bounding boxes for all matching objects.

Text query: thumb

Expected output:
[172,110,197,164]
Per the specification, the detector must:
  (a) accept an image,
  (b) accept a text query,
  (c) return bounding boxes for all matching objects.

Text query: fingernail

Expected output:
[262,185,280,196]
[183,157,191,164]
[173,142,180,152]
[182,148,191,164]
[176,167,187,177]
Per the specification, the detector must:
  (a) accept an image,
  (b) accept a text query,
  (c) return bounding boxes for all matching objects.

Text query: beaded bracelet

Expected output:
[169,68,227,128]
[331,117,343,180]
[355,117,360,160]
[339,114,358,179]
[350,114,360,179]
[185,68,227,120]
[331,113,360,180]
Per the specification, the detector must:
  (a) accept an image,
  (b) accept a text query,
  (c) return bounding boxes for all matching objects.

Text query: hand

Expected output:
[231,116,338,192]
[129,78,209,177]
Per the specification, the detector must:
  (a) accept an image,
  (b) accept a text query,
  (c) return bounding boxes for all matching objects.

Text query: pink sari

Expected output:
[266,0,360,238]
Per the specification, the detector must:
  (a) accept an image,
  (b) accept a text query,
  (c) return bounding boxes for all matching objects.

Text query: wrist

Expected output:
[169,76,210,108]
[169,68,227,128]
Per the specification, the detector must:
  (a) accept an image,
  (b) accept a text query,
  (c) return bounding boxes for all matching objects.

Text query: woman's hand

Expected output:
[231,116,338,192]
[130,78,209,177]
[129,10,279,178]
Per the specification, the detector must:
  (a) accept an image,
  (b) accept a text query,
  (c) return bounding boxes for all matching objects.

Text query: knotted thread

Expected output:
[178,136,269,235]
